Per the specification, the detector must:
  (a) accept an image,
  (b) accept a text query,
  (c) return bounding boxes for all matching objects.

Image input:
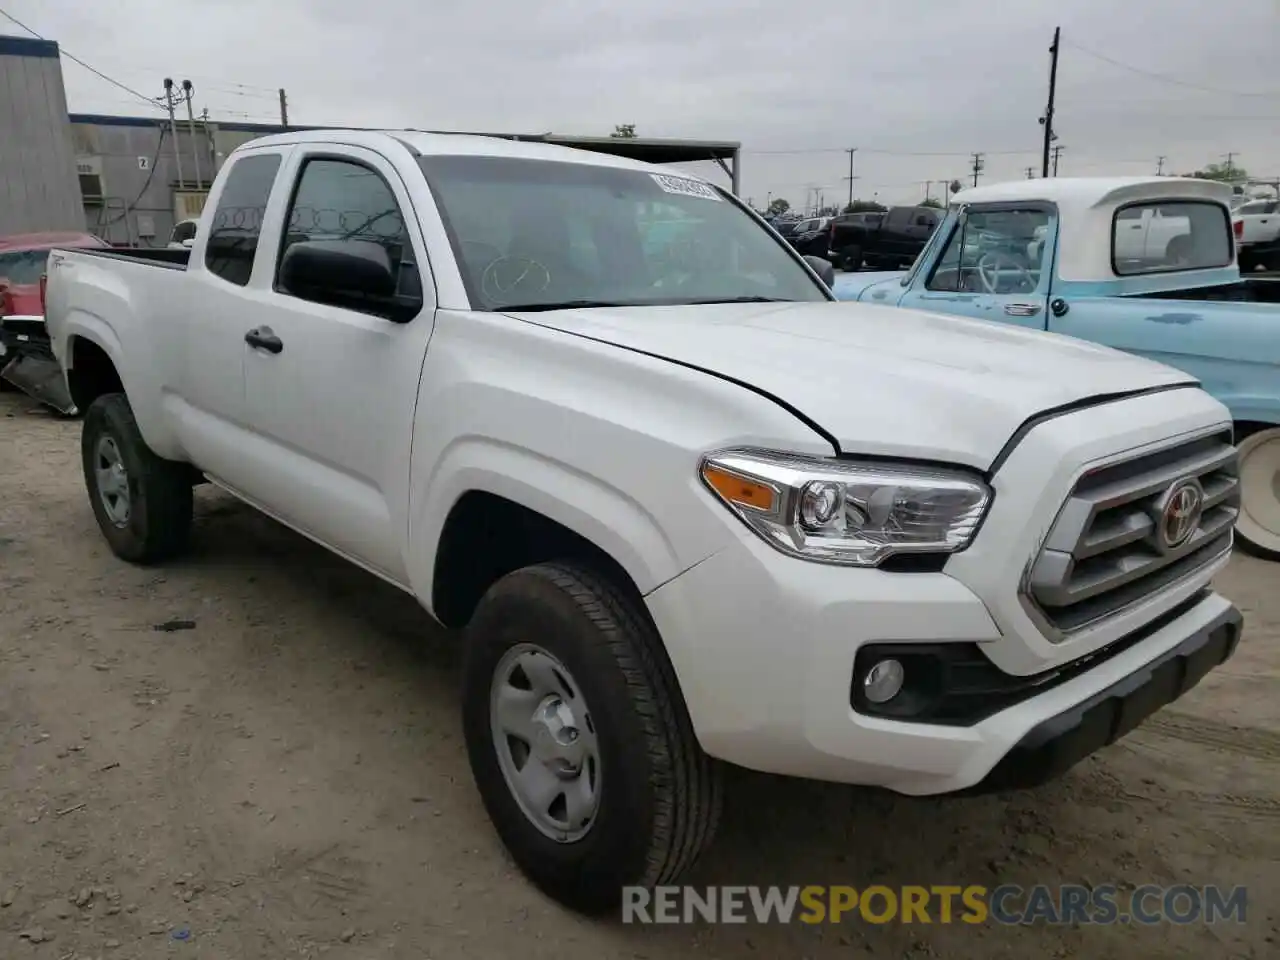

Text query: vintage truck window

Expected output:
[1111,200,1232,276]
[926,207,1053,295]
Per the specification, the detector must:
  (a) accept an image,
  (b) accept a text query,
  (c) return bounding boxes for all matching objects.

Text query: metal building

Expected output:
[0,35,85,234]
[3,30,742,247]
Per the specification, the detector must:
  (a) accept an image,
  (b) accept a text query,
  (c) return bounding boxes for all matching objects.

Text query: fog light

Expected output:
[862,659,905,704]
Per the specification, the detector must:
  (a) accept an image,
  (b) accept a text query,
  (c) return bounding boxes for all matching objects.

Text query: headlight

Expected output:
[699,448,992,566]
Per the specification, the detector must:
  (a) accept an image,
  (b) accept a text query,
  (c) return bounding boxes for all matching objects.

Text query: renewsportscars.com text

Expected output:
[622,884,1248,925]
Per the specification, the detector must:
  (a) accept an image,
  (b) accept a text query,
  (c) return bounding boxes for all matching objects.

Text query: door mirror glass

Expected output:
[279,239,420,320]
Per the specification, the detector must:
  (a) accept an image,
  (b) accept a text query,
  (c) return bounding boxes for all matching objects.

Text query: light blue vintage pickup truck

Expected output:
[832,176,1280,560]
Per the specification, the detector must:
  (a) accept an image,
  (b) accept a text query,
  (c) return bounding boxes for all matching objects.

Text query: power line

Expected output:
[0,7,165,111]
[1064,39,1280,99]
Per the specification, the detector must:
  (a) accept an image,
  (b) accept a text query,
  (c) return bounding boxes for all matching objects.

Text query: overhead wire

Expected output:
[0,7,164,111]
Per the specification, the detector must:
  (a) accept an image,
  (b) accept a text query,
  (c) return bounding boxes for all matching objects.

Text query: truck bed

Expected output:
[1139,278,1280,304]
[72,247,191,269]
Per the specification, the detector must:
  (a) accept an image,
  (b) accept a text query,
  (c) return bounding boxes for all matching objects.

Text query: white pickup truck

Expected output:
[43,129,1244,913]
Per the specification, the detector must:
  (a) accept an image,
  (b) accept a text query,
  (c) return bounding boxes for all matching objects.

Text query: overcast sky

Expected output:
[4,0,1278,209]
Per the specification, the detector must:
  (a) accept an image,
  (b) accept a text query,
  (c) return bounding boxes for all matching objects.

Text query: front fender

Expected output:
[409,437,701,617]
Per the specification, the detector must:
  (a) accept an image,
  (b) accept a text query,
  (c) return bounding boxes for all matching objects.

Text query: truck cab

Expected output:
[833,176,1280,559]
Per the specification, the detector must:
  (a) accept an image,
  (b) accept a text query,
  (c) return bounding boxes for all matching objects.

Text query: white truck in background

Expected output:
[1233,198,1280,271]
[43,130,1244,913]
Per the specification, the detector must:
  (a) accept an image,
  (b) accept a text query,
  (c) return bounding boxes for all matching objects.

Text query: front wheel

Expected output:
[82,393,194,564]
[461,562,723,914]
[1234,425,1280,561]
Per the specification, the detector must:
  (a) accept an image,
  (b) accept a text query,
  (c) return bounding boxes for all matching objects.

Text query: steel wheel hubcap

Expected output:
[490,644,600,842]
[94,436,131,527]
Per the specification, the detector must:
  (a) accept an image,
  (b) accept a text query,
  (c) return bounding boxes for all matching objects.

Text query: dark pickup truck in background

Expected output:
[828,205,943,271]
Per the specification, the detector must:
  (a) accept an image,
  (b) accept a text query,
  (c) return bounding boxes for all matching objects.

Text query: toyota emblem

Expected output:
[1157,479,1204,551]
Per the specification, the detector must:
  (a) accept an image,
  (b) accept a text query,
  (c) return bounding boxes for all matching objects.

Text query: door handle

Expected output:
[1004,302,1042,317]
[244,327,283,354]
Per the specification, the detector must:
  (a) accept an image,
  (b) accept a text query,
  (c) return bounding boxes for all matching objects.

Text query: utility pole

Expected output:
[1051,144,1065,177]
[1224,152,1237,178]
[1156,155,1166,175]
[843,147,858,209]
[278,88,289,129]
[1039,26,1060,178]
[181,79,203,188]
[162,78,185,189]
[970,152,985,188]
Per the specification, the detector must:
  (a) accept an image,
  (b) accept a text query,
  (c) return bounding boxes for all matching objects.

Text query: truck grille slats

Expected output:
[1023,431,1238,638]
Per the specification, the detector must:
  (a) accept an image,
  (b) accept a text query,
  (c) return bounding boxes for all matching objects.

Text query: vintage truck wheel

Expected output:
[461,562,722,914]
[1234,425,1280,561]
[82,394,194,564]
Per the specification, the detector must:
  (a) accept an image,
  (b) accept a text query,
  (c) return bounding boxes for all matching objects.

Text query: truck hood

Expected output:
[507,300,1198,470]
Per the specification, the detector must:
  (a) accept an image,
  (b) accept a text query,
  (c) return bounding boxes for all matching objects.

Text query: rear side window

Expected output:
[1111,201,1232,276]
[204,153,282,286]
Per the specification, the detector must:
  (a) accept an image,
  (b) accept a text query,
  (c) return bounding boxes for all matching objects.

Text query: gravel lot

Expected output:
[1,390,1277,959]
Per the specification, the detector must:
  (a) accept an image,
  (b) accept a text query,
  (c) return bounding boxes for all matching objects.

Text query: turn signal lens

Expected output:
[700,463,777,512]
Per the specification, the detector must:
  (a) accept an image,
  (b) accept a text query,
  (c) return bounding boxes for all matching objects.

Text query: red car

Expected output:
[0,231,108,408]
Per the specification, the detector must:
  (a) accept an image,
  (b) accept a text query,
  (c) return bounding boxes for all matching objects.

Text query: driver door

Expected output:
[899,203,1056,330]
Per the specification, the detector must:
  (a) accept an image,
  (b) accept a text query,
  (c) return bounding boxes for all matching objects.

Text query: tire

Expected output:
[1233,424,1280,561]
[461,562,723,914]
[81,393,194,564]
[841,246,863,272]
[1239,251,1259,273]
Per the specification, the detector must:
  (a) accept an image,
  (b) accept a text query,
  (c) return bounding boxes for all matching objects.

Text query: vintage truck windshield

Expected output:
[419,155,829,311]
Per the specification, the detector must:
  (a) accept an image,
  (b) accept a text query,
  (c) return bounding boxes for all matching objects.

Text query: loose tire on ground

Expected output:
[461,562,723,914]
[81,393,194,564]
[1234,424,1280,562]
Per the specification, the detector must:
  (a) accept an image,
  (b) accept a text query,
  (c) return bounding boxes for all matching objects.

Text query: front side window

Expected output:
[277,157,420,301]
[204,153,282,286]
[927,206,1054,294]
[1112,201,1232,276]
[418,156,828,310]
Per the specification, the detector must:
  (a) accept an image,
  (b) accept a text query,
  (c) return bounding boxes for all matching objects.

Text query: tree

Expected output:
[611,124,637,139]
[920,197,944,209]
[1183,161,1247,182]
[842,200,886,214]
[766,197,790,216]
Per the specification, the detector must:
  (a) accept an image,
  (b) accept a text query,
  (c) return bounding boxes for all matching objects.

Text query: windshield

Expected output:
[418,155,829,310]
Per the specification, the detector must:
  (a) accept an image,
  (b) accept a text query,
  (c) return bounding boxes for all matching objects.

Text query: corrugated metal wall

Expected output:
[0,36,85,235]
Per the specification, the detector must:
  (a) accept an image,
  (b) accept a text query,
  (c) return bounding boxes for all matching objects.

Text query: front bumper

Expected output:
[645,525,1240,794]
[970,600,1241,794]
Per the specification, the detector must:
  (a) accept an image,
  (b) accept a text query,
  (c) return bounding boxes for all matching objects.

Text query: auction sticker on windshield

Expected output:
[651,173,722,201]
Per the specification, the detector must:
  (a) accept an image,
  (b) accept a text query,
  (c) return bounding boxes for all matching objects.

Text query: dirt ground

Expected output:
[1,390,1276,959]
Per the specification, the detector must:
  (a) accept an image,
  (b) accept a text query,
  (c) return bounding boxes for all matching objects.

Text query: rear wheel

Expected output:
[841,246,863,272]
[461,562,723,914]
[82,393,194,563]
[1234,424,1280,561]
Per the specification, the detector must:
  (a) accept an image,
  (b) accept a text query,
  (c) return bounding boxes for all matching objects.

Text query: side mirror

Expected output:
[803,254,835,288]
[279,239,421,321]
[181,238,195,249]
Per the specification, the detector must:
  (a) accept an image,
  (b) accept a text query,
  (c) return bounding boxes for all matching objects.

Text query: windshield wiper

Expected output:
[683,296,793,304]
[498,299,645,312]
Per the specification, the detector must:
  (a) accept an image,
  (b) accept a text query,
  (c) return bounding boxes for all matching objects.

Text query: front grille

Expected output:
[1023,429,1238,638]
